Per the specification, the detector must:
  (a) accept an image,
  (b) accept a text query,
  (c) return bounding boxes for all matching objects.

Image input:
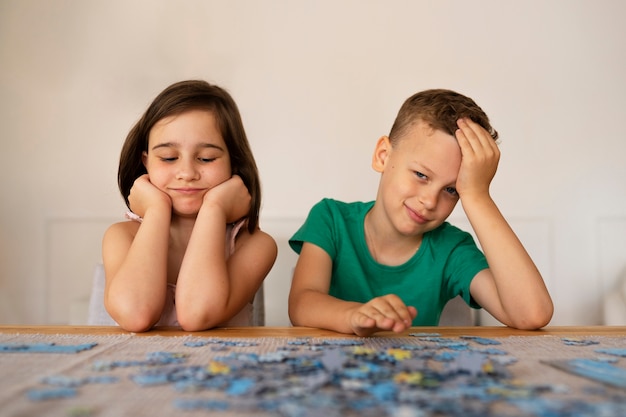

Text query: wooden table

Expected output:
[1,326,625,416]
[1,324,625,337]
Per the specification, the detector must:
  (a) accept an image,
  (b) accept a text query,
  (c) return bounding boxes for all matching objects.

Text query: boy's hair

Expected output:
[389,89,498,144]
[118,80,261,233]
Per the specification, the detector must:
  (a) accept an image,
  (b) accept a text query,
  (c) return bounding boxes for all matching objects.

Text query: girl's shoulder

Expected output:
[233,224,277,255]
[104,219,141,241]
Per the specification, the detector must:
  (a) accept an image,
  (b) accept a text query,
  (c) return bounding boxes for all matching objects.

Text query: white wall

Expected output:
[1,0,625,326]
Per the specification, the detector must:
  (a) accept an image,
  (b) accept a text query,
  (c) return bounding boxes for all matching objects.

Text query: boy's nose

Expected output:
[419,189,438,210]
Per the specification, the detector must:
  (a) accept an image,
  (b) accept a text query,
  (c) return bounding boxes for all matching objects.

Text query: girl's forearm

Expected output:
[175,206,232,329]
[106,209,171,331]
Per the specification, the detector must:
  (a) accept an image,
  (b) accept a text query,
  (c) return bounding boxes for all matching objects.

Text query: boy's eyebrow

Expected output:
[416,162,435,175]
[151,142,224,151]
[415,162,457,186]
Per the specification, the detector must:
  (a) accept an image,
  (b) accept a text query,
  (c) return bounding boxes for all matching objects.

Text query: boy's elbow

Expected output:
[288,308,306,327]
[287,304,300,326]
[287,293,310,327]
[509,302,554,330]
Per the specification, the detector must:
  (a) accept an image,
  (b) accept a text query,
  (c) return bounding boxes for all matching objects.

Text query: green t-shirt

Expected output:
[289,198,488,325]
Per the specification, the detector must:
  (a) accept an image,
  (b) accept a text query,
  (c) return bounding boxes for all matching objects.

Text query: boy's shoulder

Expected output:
[427,222,477,248]
[313,198,373,216]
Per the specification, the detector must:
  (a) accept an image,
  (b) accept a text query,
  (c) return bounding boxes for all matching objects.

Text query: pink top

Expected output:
[126,212,253,327]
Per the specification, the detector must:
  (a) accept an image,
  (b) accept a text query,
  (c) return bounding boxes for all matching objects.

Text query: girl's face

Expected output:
[373,120,461,237]
[143,109,231,217]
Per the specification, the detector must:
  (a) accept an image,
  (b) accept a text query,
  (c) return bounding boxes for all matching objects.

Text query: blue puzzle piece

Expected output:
[26,387,77,401]
[544,358,626,389]
[1,342,97,354]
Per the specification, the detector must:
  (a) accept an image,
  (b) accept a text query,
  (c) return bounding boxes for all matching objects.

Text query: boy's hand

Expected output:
[348,294,417,337]
[128,174,171,217]
[202,175,251,223]
[455,118,500,200]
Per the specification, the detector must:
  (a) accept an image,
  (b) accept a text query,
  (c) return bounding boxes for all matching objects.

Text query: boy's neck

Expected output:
[364,209,422,266]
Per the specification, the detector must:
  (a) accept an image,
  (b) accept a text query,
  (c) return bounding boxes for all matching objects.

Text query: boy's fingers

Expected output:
[458,118,499,154]
[355,314,376,329]
[379,295,414,323]
[351,314,378,337]
[374,316,396,331]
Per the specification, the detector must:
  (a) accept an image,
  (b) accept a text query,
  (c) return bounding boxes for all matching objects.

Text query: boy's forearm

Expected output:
[462,195,553,328]
[289,290,360,334]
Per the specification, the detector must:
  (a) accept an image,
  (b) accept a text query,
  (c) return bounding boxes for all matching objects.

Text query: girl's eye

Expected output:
[199,157,216,163]
[160,157,177,162]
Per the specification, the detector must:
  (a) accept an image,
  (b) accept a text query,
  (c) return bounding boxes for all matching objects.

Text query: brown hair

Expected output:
[117,80,261,232]
[388,89,498,144]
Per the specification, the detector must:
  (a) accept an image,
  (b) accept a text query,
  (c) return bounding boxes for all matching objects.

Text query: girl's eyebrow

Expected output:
[151,142,224,151]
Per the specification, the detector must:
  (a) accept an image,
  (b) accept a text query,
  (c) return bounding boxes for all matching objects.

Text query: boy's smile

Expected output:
[372,120,461,237]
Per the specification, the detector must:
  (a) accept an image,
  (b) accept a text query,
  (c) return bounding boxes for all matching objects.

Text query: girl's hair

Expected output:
[388,89,498,144]
[118,80,261,233]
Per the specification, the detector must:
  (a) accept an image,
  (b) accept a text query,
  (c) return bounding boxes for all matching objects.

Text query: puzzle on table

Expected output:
[1,332,625,417]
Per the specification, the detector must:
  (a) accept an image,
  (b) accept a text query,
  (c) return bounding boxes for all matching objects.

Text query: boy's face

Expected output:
[373,120,461,236]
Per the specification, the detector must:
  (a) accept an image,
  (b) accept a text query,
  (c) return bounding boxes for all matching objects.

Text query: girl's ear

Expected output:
[372,136,391,173]
[142,151,148,169]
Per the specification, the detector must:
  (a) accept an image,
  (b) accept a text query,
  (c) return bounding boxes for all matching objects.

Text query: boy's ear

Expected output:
[372,136,391,173]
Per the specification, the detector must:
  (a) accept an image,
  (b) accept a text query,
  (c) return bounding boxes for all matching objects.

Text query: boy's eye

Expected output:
[414,171,427,180]
[444,187,459,197]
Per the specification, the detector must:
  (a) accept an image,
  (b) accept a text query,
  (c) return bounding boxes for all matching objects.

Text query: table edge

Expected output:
[1,325,625,337]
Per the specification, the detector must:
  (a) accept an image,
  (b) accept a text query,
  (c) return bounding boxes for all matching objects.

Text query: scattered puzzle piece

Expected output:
[0,342,97,354]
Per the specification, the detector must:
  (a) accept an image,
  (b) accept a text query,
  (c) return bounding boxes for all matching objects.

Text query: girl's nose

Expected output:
[176,160,199,181]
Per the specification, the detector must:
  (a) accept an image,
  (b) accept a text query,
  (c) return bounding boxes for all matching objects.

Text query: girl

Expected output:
[102,80,277,332]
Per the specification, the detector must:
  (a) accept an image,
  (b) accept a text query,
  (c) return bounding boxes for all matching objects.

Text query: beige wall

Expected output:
[1,0,625,326]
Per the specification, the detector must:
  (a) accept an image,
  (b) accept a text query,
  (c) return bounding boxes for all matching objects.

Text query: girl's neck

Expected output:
[169,215,196,241]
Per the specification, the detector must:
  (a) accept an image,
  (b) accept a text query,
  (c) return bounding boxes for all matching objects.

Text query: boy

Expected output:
[288,89,553,336]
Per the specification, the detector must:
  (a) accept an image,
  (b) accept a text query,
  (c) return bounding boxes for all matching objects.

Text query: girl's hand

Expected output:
[202,175,251,223]
[455,118,500,200]
[128,174,171,217]
[348,294,417,337]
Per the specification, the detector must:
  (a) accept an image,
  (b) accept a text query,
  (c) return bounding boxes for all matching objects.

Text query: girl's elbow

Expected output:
[106,300,160,333]
[119,318,155,333]
[113,310,158,333]
[176,306,223,332]
[178,316,216,332]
